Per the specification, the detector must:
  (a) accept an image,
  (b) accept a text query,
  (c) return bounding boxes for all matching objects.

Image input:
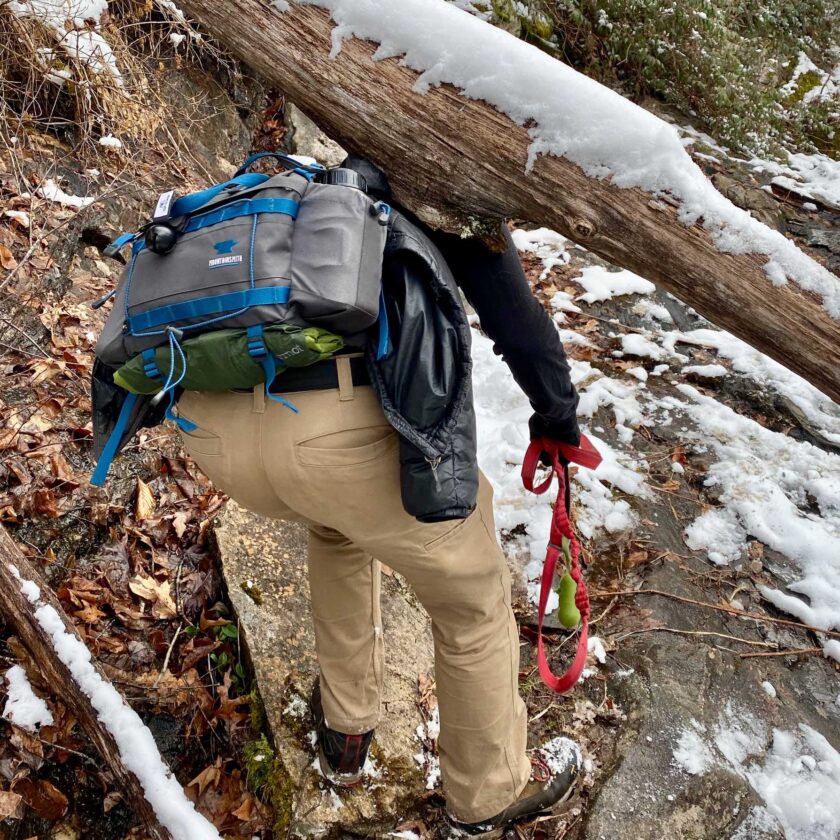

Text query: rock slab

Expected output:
[213,502,434,837]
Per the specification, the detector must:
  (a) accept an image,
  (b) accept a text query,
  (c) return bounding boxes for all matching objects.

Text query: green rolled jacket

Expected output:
[113,325,344,394]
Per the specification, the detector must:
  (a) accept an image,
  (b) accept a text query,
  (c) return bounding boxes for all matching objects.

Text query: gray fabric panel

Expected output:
[95,276,130,366]
[289,181,385,331]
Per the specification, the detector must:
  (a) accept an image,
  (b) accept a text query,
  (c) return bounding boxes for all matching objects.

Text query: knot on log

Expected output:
[572,217,597,239]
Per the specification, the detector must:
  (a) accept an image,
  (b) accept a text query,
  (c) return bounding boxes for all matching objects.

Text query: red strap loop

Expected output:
[522,436,601,694]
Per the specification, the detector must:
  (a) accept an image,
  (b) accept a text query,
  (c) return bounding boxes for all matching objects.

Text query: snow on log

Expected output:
[0,526,220,840]
[178,0,840,403]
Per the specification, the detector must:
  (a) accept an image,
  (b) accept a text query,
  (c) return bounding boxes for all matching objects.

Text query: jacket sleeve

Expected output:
[430,224,581,446]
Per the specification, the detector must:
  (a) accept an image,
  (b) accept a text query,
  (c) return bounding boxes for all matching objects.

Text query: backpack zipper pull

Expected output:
[91,287,118,309]
[426,455,442,490]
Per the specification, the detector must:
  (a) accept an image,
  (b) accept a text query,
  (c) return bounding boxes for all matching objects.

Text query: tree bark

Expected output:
[179,0,840,404]
[0,526,173,840]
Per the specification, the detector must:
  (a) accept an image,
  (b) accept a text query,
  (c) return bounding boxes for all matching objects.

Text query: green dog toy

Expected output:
[556,536,581,630]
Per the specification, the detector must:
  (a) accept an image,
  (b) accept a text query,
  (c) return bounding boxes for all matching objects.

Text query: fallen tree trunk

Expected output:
[0,527,172,840]
[179,0,840,404]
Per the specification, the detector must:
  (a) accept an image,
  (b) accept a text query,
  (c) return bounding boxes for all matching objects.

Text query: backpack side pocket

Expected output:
[289,182,386,334]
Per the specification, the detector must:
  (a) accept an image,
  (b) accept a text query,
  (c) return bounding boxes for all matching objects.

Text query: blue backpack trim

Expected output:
[168,172,268,217]
[103,232,137,259]
[104,195,297,261]
[127,285,291,334]
[179,196,299,235]
[246,325,299,413]
[91,392,139,487]
[141,347,161,379]
[376,288,390,360]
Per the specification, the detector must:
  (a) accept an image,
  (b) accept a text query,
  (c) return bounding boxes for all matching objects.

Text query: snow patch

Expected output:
[3,665,54,731]
[511,227,570,280]
[673,385,840,653]
[672,721,714,775]
[664,328,840,446]
[574,265,655,304]
[621,333,668,361]
[35,179,95,209]
[683,363,727,378]
[9,1,122,83]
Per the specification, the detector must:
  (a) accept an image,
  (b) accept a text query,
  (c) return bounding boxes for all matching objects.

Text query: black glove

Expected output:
[528,412,580,446]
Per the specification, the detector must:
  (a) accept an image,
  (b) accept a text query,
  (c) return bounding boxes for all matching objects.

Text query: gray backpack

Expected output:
[91,152,391,484]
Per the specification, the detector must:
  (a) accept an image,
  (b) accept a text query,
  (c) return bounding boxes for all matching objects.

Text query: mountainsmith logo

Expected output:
[208,254,244,269]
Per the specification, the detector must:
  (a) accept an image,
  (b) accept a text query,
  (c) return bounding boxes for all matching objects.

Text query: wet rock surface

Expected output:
[212,503,434,837]
[286,103,348,168]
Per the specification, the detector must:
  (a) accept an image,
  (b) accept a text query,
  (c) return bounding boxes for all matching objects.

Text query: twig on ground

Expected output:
[613,625,778,648]
[740,647,824,659]
[592,588,840,639]
[0,317,50,357]
[10,726,98,765]
[151,621,183,690]
[528,702,557,724]
[590,596,618,627]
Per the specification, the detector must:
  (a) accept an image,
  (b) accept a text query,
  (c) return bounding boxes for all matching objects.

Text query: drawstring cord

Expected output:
[151,329,197,432]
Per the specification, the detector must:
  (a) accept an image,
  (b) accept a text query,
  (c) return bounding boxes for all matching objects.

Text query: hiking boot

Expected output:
[447,737,582,838]
[310,682,374,787]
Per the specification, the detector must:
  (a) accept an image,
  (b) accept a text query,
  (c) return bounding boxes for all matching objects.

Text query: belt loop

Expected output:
[336,356,354,402]
[253,383,266,414]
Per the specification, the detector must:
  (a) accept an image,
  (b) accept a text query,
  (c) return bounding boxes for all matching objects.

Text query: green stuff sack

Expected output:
[113,325,344,394]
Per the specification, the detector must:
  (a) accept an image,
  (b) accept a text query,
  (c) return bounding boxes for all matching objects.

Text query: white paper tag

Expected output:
[153,190,175,219]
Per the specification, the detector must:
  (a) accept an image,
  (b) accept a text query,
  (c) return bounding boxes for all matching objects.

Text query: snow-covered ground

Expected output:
[672,704,840,840]
[2,665,54,731]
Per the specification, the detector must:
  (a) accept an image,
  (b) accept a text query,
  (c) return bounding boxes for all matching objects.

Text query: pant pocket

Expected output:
[295,426,396,467]
[178,423,223,457]
[422,509,476,552]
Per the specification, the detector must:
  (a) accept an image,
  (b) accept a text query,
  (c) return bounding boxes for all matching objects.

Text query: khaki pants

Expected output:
[177,361,530,821]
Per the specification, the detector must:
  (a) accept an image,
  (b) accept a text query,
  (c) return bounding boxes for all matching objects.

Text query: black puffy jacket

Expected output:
[368,210,478,522]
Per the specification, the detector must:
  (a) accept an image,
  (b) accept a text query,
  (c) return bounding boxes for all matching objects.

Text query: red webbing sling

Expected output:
[521,435,603,694]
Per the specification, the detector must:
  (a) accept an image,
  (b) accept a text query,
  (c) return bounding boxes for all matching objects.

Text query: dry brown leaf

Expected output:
[9,726,44,769]
[188,762,222,797]
[128,574,177,619]
[11,778,68,820]
[30,358,66,384]
[626,550,649,568]
[0,790,24,820]
[74,603,106,624]
[171,511,189,539]
[135,479,156,520]
[232,794,255,821]
[0,243,17,270]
